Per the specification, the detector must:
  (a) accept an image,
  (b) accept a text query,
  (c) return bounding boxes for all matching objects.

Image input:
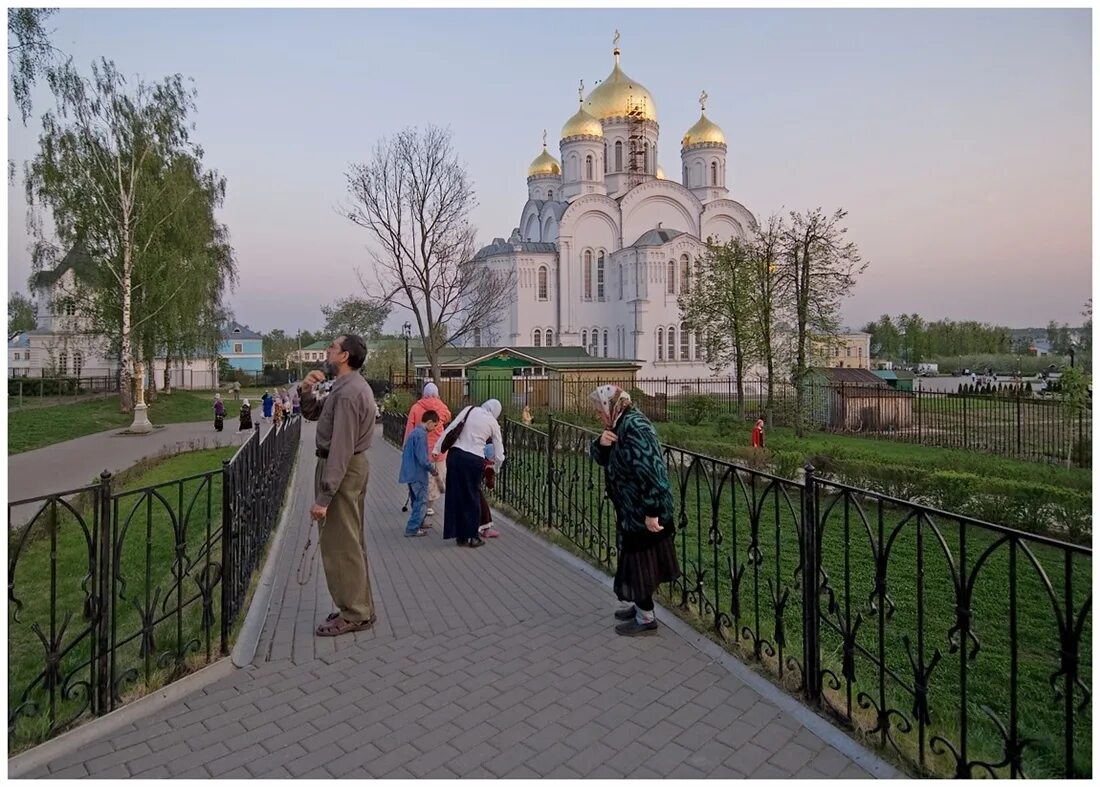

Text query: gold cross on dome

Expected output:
[542,129,547,147]
[578,79,584,102]
[699,90,708,112]
[613,29,620,48]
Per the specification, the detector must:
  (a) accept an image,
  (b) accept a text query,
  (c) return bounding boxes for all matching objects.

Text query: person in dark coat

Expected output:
[213,393,225,432]
[589,384,680,636]
[239,398,253,431]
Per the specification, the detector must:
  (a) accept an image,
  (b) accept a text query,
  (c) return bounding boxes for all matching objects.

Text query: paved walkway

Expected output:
[17,422,895,779]
[9,421,268,527]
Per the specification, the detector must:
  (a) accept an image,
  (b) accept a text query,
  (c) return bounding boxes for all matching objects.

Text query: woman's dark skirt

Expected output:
[214,414,224,432]
[443,447,483,541]
[613,528,681,604]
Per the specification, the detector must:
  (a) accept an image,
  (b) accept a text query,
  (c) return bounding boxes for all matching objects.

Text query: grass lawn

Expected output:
[7,390,279,455]
[8,446,236,750]
[486,422,1092,779]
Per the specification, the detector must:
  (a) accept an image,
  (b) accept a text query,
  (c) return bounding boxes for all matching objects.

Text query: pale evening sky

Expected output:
[5,7,1093,335]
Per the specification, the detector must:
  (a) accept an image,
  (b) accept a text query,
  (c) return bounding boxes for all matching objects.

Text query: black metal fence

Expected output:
[7,417,301,748]
[381,409,1091,778]
[387,376,1091,467]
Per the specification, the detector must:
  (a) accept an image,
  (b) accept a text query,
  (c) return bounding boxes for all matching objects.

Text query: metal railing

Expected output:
[381,409,1092,778]
[7,417,301,748]
[387,376,1091,467]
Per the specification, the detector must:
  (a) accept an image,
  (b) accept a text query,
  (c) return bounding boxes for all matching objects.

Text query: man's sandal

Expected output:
[316,616,373,637]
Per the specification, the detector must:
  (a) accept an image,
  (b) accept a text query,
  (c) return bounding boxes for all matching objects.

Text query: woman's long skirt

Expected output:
[214,414,224,432]
[443,447,483,541]
[613,525,681,604]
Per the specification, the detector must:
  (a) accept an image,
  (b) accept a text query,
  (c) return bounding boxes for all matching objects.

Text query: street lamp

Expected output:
[402,322,412,384]
[296,330,303,381]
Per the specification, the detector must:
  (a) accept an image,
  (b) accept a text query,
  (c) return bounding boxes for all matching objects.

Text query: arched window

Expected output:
[533,329,542,347]
[667,327,676,361]
[618,263,624,300]
[547,189,554,200]
[643,141,649,173]
[666,260,675,294]
[596,251,605,301]
[602,330,609,358]
[583,250,593,300]
[657,328,664,361]
[73,351,83,377]
[545,329,554,347]
[585,154,593,180]
[603,142,608,173]
[680,255,691,295]
[683,165,688,185]
[614,140,623,172]
[537,265,548,301]
[711,161,718,186]
[581,330,588,349]
[473,327,482,347]
[58,352,68,376]
[680,322,691,360]
[695,329,704,361]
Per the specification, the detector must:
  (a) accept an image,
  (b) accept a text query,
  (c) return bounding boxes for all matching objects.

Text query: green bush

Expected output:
[8,376,91,396]
[679,395,720,426]
[715,413,744,434]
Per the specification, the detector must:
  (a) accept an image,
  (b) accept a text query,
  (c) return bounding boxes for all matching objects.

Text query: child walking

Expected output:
[399,410,441,538]
[478,440,500,539]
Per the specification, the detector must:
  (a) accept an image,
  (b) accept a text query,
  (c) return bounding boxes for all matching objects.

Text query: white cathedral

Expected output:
[470,36,757,378]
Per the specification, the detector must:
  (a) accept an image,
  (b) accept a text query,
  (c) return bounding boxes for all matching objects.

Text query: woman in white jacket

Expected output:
[438,399,505,548]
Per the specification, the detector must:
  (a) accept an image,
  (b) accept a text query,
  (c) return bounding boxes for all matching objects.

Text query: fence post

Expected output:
[546,413,556,527]
[94,470,113,716]
[219,457,232,656]
[917,387,922,443]
[801,463,822,704]
[1016,395,1022,457]
[962,394,969,450]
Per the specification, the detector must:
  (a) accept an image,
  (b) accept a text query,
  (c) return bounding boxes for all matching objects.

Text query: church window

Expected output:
[604,142,608,173]
[643,142,649,173]
[537,265,548,301]
[596,252,605,301]
[473,327,482,347]
[545,329,554,346]
[614,141,623,172]
[680,322,690,360]
[547,189,554,200]
[602,330,609,358]
[680,255,691,295]
[667,327,676,361]
[657,328,664,361]
[666,261,675,294]
[711,161,718,186]
[585,155,593,180]
[583,250,593,300]
[695,330,704,361]
[73,351,83,377]
[618,263,624,300]
[582,329,588,348]
[683,165,688,184]
[533,329,542,347]
[58,352,68,376]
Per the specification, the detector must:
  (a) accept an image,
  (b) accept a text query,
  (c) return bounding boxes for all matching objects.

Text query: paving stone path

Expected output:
[19,421,897,779]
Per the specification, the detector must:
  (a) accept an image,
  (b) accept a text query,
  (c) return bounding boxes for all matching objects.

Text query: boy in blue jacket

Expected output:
[400,410,440,537]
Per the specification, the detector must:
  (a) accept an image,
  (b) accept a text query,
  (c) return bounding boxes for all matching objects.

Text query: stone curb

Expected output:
[7,442,303,777]
[489,506,906,779]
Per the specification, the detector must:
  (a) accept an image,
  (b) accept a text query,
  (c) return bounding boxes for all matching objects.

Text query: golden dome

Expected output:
[656,165,666,180]
[583,46,657,122]
[682,111,726,147]
[527,145,561,178]
[561,103,603,139]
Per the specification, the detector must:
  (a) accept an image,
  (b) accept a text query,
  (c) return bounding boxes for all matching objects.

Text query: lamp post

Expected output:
[402,322,411,385]
[1069,338,1077,369]
[297,330,303,380]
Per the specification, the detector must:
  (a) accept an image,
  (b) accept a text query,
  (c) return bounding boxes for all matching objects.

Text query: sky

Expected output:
[5,7,1093,335]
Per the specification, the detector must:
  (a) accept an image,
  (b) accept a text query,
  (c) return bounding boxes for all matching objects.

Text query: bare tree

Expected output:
[780,207,867,436]
[342,125,514,384]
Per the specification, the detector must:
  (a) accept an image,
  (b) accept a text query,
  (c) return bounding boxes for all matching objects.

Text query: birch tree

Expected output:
[780,207,867,436]
[25,58,212,412]
[342,125,514,384]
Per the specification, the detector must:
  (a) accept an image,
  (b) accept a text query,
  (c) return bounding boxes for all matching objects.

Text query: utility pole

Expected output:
[297,330,303,380]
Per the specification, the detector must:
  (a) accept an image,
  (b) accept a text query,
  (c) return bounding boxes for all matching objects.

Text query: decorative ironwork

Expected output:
[381,410,1091,779]
[8,417,301,748]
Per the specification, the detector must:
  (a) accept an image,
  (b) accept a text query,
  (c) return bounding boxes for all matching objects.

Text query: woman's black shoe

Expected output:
[465,537,485,548]
[614,605,637,621]
[456,538,468,546]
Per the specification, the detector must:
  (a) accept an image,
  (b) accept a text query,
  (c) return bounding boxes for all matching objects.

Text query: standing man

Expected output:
[300,334,378,637]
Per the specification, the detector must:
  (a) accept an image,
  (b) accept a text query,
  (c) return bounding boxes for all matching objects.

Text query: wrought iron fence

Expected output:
[387,375,1091,467]
[381,409,1091,778]
[7,417,301,748]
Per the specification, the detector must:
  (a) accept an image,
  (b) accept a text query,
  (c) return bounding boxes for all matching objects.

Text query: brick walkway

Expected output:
[20,421,894,779]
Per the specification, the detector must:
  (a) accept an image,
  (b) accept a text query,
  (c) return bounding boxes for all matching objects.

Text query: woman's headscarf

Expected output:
[589,384,632,429]
[242,399,250,407]
[423,382,440,398]
[482,399,502,419]
[215,393,221,400]
[755,419,764,429]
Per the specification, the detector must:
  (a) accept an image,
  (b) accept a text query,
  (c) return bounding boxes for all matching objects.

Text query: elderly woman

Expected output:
[589,385,679,636]
[438,398,504,548]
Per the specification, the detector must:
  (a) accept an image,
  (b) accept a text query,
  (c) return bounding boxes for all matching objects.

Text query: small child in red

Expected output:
[479,440,500,538]
[751,419,765,449]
